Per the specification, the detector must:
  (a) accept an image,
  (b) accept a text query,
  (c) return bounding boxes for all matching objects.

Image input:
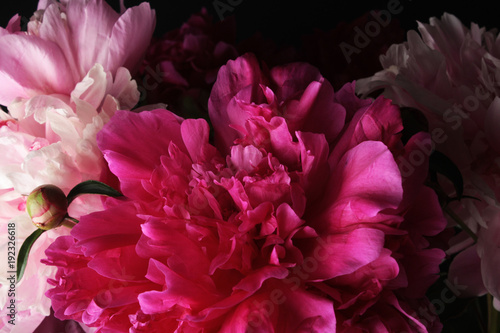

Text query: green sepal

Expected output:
[17,229,45,281]
[67,180,122,204]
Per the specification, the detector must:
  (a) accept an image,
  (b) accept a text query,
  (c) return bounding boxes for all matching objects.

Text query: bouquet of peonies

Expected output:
[0,1,498,332]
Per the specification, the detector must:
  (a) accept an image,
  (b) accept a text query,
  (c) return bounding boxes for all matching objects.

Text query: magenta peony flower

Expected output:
[44,54,445,332]
[356,13,500,308]
[138,8,238,113]
[0,1,155,331]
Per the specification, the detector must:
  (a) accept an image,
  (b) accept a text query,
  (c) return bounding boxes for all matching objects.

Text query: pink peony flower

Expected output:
[44,54,445,332]
[356,13,500,308]
[0,66,139,333]
[138,8,238,114]
[0,0,155,106]
[0,0,155,331]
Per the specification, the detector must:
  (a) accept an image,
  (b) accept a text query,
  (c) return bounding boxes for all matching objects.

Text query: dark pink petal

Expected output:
[306,228,385,280]
[220,285,336,333]
[314,141,403,232]
[97,109,185,198]
[271,63,345,143]
[330,96,403,166]
[243,116,300,168]
[209,53,266,152]
[139,259,220,314]
[180,118,218,163]
[333,81,372,122]
[396,132,433,211]
[137,217,213,276]
[71,200,142,256]
[297,131,329,201]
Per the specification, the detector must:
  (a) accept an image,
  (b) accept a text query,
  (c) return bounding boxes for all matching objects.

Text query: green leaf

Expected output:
[17,229,45,281]
[429,150,464,199]
[67,180,122,204]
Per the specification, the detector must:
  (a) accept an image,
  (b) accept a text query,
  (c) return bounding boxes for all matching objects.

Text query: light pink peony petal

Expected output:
[448,244,487,297]
[38,2,82,82]
[71,64,109,112]
[105,67,140,110]
[0,35,74,105]
[64,0,120,77]
[478,215,500,301]
[0,14,21,36]
[107,2,156,75]
[494,298,500,311]
[228,145,264,174]
[484,97,500,155]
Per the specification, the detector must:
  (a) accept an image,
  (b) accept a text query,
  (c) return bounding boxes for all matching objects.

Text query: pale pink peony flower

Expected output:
[0,0,155,106]
[0,0,155,331]
[44,54,445,332]
[357,13,500,308]
[0,68,137,332]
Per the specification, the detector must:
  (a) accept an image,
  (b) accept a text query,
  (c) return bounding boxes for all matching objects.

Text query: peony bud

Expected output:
[26,185,68,230]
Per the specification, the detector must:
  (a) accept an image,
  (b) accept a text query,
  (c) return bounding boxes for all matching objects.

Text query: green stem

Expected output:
[476,297,487,333]
[61,216,79,228]
[443,206,478,242]
[488,294,499,333]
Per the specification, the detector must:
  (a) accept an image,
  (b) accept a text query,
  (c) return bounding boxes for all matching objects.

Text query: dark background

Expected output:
[1,1,495,332]
[1,1,498,43]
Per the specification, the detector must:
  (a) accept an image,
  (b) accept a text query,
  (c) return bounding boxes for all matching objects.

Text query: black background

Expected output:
[1,1,496,332]
[1,1,498,43]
